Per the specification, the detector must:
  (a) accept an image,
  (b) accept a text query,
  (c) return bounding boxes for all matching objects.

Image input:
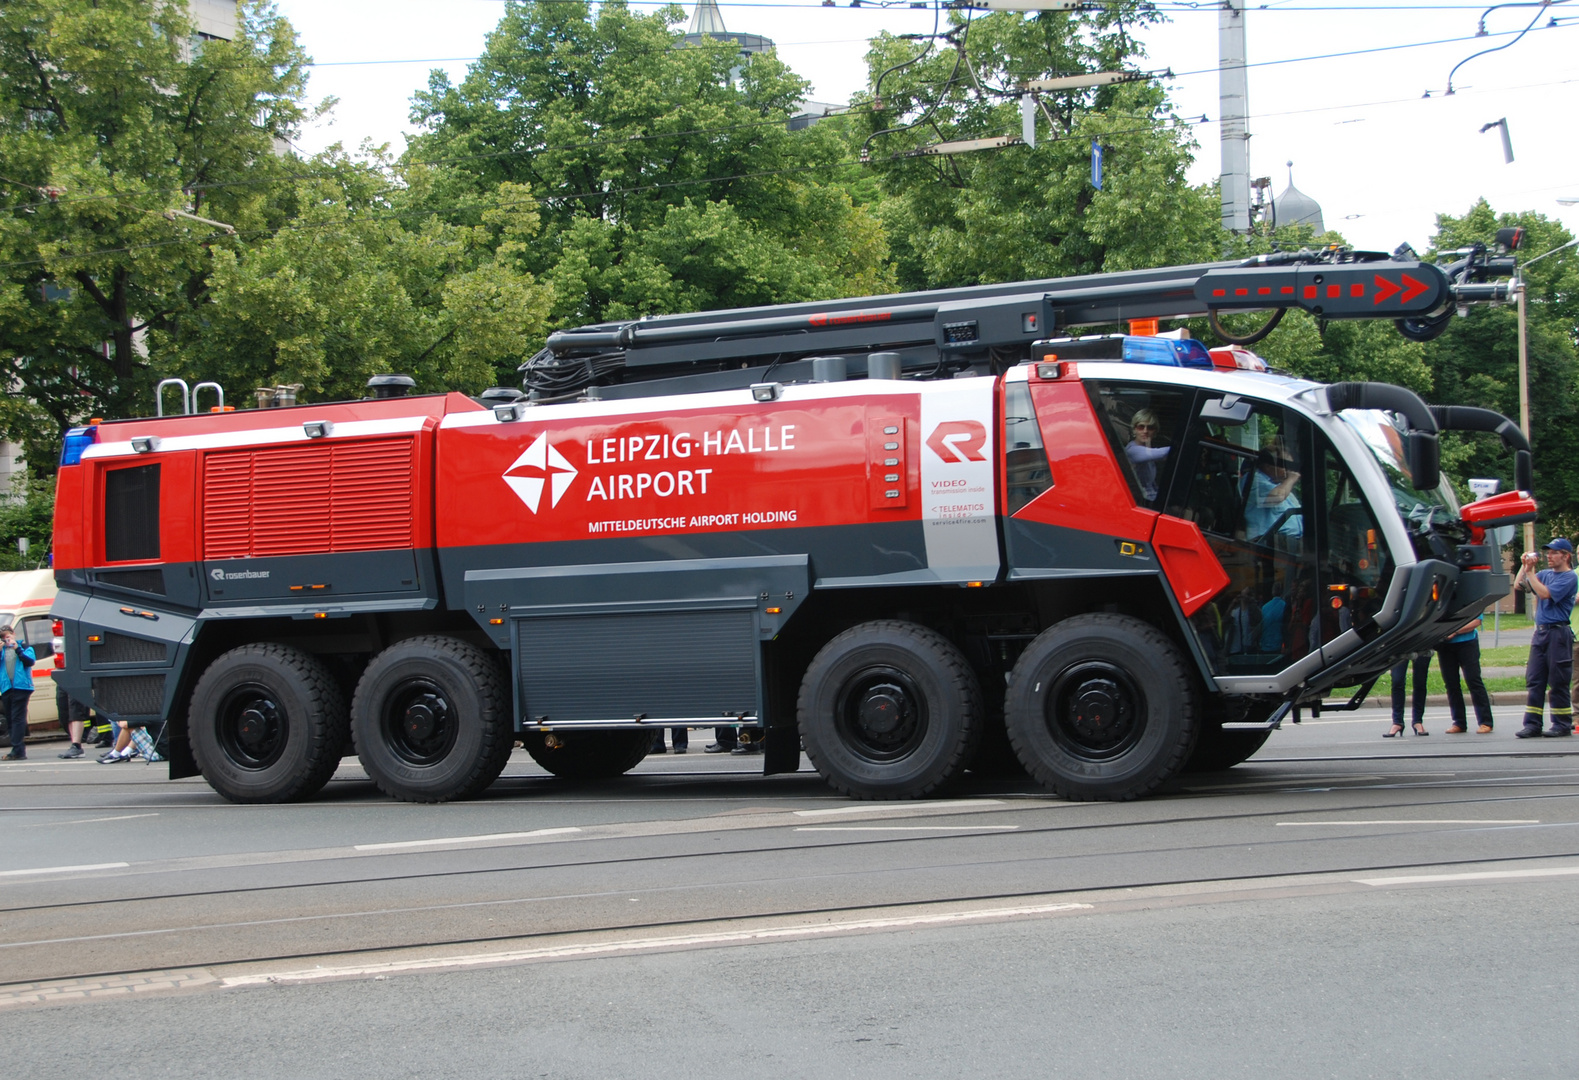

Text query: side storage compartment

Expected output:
[464,555,811,745]
[516,607,759,726]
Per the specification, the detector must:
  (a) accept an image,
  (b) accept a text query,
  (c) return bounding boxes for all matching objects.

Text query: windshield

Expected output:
[1338,409,1460,530]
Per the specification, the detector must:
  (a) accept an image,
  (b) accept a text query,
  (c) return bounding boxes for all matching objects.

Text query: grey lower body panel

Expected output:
[465,554,810,732]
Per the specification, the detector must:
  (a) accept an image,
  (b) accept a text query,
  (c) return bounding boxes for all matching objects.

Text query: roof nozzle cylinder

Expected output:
[867,352,902,381]
[811,356,848,383]
[367,374,416,399]
[480,386,526,405]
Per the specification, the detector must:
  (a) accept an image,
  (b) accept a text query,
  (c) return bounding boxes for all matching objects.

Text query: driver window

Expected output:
[1175,396,1318,677]
[1085,383,1194,508]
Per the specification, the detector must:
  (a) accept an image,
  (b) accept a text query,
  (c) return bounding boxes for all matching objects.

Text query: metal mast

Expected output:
[1219,0,1251,233]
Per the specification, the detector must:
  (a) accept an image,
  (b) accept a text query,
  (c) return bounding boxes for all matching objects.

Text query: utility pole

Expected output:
[1517,279,1535,553]
[1219,0,1251,234]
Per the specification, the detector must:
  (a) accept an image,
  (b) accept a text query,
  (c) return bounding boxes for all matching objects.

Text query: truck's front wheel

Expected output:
[798,620,982,799]
[189,644,347,804]
[1004,615,1197,801]
[351,636,512,803]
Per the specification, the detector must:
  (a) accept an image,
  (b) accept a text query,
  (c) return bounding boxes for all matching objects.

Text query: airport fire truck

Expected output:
[51,237,1539,804]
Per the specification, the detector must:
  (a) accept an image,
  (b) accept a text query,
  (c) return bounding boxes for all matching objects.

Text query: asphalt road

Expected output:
[2,703,1577,1078]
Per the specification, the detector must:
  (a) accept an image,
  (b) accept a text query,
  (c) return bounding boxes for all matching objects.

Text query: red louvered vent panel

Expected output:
[328,440,415,551]
[201,438,416,560]
[251,445,334,556]
[202,453,254,559]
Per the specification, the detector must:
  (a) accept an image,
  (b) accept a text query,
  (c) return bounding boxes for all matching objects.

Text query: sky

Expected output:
[271,0,1579,256]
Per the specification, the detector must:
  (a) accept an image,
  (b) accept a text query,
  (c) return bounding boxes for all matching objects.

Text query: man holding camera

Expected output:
[0,624,36,760]
[1515,538,1578,738]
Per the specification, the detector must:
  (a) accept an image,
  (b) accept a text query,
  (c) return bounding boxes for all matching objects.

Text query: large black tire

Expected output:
[519,729,651,779]
[351,636,513,803]
[1004,614,1198,801]
[798,620,982,799]
[189,644,347,804]
[1183,726,1271,772]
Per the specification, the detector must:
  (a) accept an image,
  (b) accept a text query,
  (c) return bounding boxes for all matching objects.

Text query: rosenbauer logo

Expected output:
[925,420,988,463]
[211,568,270,581]
[503,434,579,513]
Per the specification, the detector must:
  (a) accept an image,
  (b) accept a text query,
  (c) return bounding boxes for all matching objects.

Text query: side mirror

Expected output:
[1407,431,1440,491]
[1515,448,1534,495]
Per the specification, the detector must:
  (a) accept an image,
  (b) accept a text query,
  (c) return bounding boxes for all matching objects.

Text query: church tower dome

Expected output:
[1272,162,1325,233]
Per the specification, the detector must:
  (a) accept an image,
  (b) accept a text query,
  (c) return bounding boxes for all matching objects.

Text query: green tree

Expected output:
[0,0,312,459]
[1419,202,1579,533]
[160,159,554,401]
[858,4,1220,290]
[407,0,893,328]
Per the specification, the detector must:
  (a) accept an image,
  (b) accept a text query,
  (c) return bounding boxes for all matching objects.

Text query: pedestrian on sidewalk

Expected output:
[0,624,36,760]
[1438,616,1494,734]
[1515,537,1577,738]
[1385,652,1431,737]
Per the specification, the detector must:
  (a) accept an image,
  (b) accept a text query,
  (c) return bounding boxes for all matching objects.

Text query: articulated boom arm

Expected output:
[527,244,1517,401]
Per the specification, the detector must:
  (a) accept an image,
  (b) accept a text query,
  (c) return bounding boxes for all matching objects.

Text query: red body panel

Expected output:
[1016,377,1159,543]
[435,395,925,548]
[1151,515,1231,617]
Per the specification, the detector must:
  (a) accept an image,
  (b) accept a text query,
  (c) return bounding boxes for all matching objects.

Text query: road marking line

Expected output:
[1357,866,1579,886]
[25,813,159,827]
[218,901,1094,987]
[354,827,581,851]
[792,799,1000,817]
[794,826,1020,832]
[0,862,128,878]
[1277,819,1539,826]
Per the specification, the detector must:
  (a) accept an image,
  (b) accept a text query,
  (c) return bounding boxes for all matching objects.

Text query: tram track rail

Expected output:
[7,844,1579,992]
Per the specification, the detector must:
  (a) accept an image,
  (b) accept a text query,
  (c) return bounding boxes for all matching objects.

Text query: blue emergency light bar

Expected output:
[1032,334,1215,370]
[60,425,98,466]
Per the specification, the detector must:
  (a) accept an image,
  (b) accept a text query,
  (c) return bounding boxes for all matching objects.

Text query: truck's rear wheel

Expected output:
[351,636,512,803]
[798,620,982,799]
[189,644,347,804]
[520,729,651,778]
[1004,614,1197,801]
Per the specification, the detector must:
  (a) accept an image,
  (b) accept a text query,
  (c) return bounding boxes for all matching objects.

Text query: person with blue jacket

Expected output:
[0,624,36,760]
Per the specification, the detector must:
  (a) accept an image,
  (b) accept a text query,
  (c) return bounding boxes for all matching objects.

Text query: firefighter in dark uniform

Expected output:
[1515,537,1578,738]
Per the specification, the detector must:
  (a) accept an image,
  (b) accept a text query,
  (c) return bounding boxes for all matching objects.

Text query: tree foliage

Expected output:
[858,4,1219,290]
[407,0,893,327]
[0,0,310,454]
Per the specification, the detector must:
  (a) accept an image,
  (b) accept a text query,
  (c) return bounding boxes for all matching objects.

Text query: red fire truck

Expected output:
[51,240,1538,804]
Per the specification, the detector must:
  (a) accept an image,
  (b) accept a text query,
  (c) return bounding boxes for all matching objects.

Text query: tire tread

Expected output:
[189,643,346,804]
[798,620,982,800]
[351,635,512,803]
[1005,614,1196,802]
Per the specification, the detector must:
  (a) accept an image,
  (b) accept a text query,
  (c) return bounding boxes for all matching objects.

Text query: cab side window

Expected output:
[1004,380,1053,514]
[1085,383,1194,508]
[104,464,161,563]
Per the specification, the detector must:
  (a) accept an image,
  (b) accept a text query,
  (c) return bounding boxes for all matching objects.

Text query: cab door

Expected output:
[1167,393,1319,678]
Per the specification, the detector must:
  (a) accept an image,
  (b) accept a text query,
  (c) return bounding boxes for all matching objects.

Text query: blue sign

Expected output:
[1091,141,1103,190]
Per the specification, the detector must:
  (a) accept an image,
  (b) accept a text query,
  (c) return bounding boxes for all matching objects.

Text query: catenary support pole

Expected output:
[1518,279,1534,554]
[1219,0,1250,233]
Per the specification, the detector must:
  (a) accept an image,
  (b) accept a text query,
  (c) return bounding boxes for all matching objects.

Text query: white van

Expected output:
[0,569,64,743]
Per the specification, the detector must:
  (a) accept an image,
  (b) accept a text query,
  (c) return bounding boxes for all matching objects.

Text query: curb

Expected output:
[1335,692,1531,710]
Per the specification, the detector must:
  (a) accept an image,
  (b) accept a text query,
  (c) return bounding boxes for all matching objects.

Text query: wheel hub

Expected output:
[382,680,457,766]
[858,686,906,737]
[403,696,442,742]
[216,685,288,771]
[236,704,275,752]
[834,668,927,763]
[1046,662,1144,760]
[1068,679,1122,741]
